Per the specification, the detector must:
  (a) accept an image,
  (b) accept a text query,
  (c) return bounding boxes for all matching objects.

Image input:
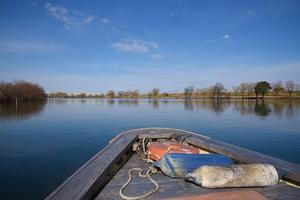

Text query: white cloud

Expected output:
[150,53,163,60]
[45,3,94,29]
[204,38,217,43]
[222,34,231,39]
[0,40,60,53]
[99,18,110,30]
[112,39,159,53]
[204,35,231,43]
[83,16,95,24]
[247,10,254,14]
[101,18,110,25]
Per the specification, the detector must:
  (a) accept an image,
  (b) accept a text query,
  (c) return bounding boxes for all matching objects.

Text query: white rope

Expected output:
[142,137,147,156]
[119,166,159,200]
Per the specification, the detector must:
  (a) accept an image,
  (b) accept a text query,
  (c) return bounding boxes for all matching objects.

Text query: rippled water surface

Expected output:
[1,99,300,200]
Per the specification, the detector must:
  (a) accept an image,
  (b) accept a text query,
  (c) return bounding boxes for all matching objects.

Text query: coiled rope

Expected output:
[119,166,159,200]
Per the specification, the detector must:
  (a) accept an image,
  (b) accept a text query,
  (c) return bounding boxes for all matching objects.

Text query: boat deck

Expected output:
[96,154,300,200]
[45,128,300,200]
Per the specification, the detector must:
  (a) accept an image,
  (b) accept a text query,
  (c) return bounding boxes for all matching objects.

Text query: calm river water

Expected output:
[0,98,300,199]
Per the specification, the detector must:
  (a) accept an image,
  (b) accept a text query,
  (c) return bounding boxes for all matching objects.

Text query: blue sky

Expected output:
[0,0,300,93]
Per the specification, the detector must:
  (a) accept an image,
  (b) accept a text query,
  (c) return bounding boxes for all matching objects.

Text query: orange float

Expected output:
[147,142,204,161]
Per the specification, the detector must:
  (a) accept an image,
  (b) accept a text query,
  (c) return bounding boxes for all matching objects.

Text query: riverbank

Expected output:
[47,96,300,100]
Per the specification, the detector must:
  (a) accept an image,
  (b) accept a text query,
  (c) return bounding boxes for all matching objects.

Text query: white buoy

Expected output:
[185,164,278,188]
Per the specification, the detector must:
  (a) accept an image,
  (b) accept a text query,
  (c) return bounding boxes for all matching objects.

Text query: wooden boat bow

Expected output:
[45,128,300,200]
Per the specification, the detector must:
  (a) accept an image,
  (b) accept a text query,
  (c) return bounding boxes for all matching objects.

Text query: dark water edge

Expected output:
[0,99,300,200]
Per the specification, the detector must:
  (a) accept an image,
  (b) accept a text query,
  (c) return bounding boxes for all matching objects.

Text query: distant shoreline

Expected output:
[47,96,300,100]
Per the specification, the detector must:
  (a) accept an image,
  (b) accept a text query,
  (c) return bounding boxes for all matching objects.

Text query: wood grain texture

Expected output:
[162,190,268,200]
[45,132,138,200]
[96,154,300,200]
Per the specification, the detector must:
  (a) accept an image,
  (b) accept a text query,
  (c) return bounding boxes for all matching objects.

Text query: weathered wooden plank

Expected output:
[256,182,300,200]
[96,153,300,200]
[45,133,138,200]
[112,128,209,142]
[163,190,268,200]
[105,155,178,187]
[97,174,299,200]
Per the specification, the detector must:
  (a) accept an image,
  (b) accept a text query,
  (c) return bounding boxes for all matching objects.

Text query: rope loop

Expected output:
[119,166,159,200]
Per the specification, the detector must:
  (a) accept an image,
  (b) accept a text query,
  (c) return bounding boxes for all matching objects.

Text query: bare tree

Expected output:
[285,81,296,97]
[184,86,194,98]
[0,81,46,102]
[78,93,87,98]
[118,91,124,98]
[132,89,139,98]
[195,88,202,98]
[201,88,209,99]
[272,81,284,97]
[212,82,224,99]
[239,83,247,98]
[106,90,115,99]
[245,83,255,97]
[232,86,240,96]
[151,88,160,98]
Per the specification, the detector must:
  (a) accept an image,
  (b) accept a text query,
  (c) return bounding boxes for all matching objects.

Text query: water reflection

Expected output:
[254,100,271,117]
[184,100,194,111]
[185,99,230,114]
[232,99,299,118]
[0,101,46,121]
[118,99,139,106]
[1,99,299,121]
[107,99,115,106]
[142,99,300,118]
[148,99,159,109]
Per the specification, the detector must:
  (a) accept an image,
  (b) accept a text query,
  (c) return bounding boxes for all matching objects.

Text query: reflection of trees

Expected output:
[232,99,256,115]
[232,99,300,118]
[107,100,115,106]
[272,101,285,117]
[254,100,271,117]
[149,99,159,109]
[118,99,139,106]
[0,100,46,121]
[48,98,68,104]
[184,100,194,111]
[181,99,230,114]
[193,99,230,114]
[285,101,300,118]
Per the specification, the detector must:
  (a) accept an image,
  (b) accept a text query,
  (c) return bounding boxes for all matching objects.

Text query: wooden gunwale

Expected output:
[45,128,300,200]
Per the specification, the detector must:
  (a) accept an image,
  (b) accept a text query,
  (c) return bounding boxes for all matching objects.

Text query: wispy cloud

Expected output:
[204,38,217,43]
[0,40,60,53]
[45,3,94,29]
[112,39,159,53]
[222,34,230,39]
[204,34,232,43]
[101,18,110,25]
[99,18,110,30]
[150,53,163,60]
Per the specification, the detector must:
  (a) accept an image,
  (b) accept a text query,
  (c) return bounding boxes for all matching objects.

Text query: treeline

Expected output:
[0,81,47,103]
[48,80,300,99]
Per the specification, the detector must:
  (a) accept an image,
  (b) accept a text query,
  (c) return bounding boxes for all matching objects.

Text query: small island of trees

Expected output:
[0,81,47,103]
